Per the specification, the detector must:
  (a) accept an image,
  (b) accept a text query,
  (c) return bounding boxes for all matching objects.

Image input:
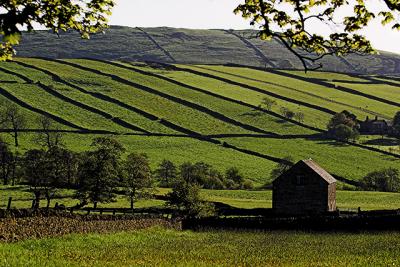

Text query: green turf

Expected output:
[2,184,400,211]
[0,228,399,266]
[186,65,398,121]
[220,136,400,182]
[0,59,399,186]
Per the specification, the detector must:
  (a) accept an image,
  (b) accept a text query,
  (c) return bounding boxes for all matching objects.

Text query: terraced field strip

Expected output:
[0,81,125,131]
[191,65,395,120]
[269,68,400,109]
[2,63,148,134]
[0,86,85,131]
[330,82,400,108]
[0,63,142,133]
[53,58,257,136]
[221,136,400,182]
[76,59,299,136]
[129,63,324,134]
[12,59,176,135]
[369,77,400,87]
[180,65,338,115]
[198,65,391,120]
[113,60,322,133]
[167,64,338,128]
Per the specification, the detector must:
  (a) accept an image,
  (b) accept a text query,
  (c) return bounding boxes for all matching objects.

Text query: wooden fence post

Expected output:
[7,197,12,210]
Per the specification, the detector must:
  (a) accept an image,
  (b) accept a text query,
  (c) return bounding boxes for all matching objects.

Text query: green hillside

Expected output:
[0,58,399,185]
[14,26,400,75]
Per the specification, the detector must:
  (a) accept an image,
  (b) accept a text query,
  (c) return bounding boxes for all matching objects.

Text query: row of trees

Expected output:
[0,134,253,209]
[0,103,63,148]
[157,160,253,190]
[260,97,305,123]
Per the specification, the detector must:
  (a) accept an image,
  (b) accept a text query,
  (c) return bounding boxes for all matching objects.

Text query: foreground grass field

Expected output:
[0,228,399,266]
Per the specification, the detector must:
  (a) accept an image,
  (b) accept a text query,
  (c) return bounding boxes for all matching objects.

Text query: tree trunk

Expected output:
[14,131,18,147]
[130,196,134,210]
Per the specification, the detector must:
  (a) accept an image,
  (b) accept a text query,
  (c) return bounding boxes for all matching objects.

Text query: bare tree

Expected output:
[35,115,63,149]
[294,112,305,123]
[4,104,26,147]
[261,97,277,111]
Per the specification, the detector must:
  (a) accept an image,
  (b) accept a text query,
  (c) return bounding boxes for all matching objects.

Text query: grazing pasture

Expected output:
[0,59,399,185]
[0,228,399,266]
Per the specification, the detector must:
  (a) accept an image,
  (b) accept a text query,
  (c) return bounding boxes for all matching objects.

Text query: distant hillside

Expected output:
[15,26,400,75]
[0,58,399,184]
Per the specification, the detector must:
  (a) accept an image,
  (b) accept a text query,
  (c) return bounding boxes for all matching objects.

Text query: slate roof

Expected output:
[273,159,337,185]
[300,159,337,184]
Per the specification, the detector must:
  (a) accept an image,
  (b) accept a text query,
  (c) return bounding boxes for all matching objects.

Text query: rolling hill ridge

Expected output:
[15,26,400,75]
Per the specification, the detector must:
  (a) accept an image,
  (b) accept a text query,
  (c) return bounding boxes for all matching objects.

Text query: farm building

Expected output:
[272,159,337,215]
[359,116,394,135]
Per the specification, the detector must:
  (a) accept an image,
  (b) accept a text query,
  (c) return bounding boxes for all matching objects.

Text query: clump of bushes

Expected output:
[360,168,400,192]
[327,110,359,141]
[155,161,253,190]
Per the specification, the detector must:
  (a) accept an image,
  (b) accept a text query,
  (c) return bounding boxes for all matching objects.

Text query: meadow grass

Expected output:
[10,58,176,134]
[129,62,318,135]
[55,58,253,135]
[1,133,276,183]
[0,228,399,266]
[187,65,398,120]
[2,185,399,211]
[220,136,400,182]
[73,59,314,136]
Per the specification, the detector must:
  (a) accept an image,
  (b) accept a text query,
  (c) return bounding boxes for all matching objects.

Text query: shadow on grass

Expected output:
[363,138,399,147]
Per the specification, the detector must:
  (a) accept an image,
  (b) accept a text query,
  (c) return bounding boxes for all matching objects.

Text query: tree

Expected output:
[225,167,244,189]
[0,0,115,60]
[261,97,277,111]
[0,138,13,185]
[394,111,400,127]
[76,137,125,206]
[155,159,177,187]
[34,115,64,149]
[166,179,215,218]
[334,124,359,142]
[294,111,305,123]
[270,156,295,180]
[393,111,400,138]
[280,107,295,120]
[22,149,52,209]
[235,1,400,71]
[361,168,400,192]
[327,111,359,141]
[123,153,154,210]
[2,104,26,147]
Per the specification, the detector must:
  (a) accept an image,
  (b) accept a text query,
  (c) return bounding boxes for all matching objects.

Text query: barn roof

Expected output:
[273,159,337,185]
[301,159,336,184]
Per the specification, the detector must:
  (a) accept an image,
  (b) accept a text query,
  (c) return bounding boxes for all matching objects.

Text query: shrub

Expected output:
[361,168,400,192]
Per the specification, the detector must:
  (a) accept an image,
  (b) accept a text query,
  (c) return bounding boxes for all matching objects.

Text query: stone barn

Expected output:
[272,159,337,215]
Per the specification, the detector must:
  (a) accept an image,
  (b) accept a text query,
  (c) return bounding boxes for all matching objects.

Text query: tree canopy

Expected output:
[235,0,400,70]
[0,0,114,60]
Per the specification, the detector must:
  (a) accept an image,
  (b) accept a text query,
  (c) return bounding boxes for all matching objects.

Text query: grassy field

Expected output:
[0,228,399,266]
[2,185,399,211]
[0,59,399,185]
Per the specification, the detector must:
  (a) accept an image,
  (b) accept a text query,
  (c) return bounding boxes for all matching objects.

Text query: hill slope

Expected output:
[0,58,399,185]
[14,26,400,75]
